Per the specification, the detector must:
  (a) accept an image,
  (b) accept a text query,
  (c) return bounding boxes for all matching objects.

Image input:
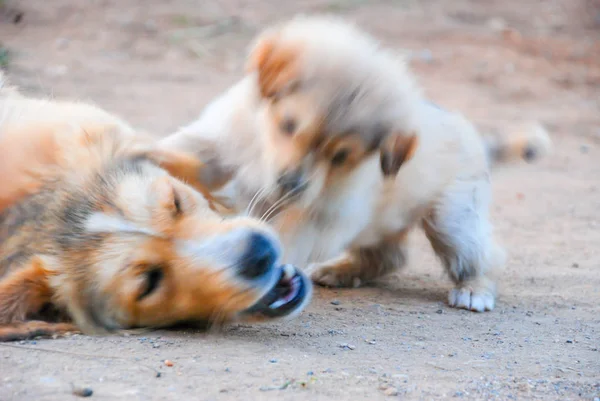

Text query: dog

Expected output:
[159,15,552,313]
[0,73,311,341]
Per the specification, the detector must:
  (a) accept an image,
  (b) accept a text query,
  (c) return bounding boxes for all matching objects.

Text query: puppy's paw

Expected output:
[307,263,362,288]
[448,279,496,312]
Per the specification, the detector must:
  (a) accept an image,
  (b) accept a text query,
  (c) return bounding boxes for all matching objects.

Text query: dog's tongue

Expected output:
[268,275,301,309]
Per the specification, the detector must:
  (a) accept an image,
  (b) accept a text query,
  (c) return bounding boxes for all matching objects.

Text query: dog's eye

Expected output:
[280,118,297,136]
[331,149,350,166]
[137,267,164,300]
[173,189,182,215]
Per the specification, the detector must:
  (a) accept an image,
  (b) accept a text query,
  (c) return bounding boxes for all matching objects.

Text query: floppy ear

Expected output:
[0,257,55,325]
[246,31,299,99]
[380,132,419,176]
[146,147,236,213]
[147,148,233,192]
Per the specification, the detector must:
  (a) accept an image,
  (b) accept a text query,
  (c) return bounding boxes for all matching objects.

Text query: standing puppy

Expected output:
[161,16,551,312]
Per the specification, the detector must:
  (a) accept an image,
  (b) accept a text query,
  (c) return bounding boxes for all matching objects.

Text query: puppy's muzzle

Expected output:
[277,169,308,197]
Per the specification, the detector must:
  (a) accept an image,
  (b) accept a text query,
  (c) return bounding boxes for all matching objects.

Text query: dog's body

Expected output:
[161,16,552,313]
[0,74,311,341]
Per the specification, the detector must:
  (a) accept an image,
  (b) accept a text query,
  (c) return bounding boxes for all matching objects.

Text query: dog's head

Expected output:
[246,16,420,207]
[0,122,312,335]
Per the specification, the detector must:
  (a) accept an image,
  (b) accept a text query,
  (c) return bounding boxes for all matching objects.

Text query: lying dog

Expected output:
[0,73,311,341]
[160,15,552,312]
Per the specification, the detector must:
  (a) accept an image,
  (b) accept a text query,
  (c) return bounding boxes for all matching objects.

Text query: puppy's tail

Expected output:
[482,122,552,167]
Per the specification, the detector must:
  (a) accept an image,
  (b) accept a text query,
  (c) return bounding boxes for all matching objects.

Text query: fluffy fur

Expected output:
[161,15,552,312]
[0,72,311,341]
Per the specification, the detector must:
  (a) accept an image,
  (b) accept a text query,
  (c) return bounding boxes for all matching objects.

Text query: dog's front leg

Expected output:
[307,238,408,288]
[0,321,79,342]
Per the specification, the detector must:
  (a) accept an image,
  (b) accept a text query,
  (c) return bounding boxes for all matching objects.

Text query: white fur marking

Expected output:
[177,228,281,272]
[85,212,157,236]
[448,287,495,312]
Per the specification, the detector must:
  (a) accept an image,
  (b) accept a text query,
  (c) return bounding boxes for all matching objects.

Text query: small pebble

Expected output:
[331,300,341,305]
[436,309,443,314]
[572,262,579,268]
[340,343,356,350]
[565,340,573,344]
[72,387,93,398]
[269,359,278,363]
[383,386,399,396]
[164,360,174,367]
[156,372,162,378]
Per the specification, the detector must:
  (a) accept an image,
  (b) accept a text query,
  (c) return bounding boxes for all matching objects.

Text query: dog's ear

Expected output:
[380,132,419,176]
[246,31,299,99]
[0,257,55,325]
[145,147,236,212]
[146,148,233,192]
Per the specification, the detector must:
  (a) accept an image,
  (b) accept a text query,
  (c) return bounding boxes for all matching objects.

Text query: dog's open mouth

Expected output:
[243,264,312,319]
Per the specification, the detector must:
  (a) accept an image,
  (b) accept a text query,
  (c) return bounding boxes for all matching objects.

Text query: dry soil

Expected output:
[0,0,599,400]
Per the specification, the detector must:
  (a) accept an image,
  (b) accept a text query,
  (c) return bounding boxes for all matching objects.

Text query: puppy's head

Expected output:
[247,16,420,207]
[0,125,311,334]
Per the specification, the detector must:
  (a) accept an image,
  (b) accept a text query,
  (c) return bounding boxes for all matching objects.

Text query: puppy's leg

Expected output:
[308,236,408,288]
[0,321,79,342]
[422,175,505,312]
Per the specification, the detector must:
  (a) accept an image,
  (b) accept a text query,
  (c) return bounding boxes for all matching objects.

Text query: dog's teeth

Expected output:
[282,264,296,280]
[269,298,287,309]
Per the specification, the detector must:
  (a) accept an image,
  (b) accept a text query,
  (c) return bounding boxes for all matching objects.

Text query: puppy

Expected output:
[160,16,552,312]
[0,73,311,341]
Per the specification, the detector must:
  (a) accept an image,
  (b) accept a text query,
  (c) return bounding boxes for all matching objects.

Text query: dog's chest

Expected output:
[277,181,378,267]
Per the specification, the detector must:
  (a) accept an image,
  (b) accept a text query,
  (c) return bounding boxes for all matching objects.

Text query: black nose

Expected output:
[277,170,304,194]
[239,233,278,279]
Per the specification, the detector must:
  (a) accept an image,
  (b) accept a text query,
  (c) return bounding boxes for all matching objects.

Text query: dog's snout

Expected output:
[277,170,304,194]
[239,233,278,279]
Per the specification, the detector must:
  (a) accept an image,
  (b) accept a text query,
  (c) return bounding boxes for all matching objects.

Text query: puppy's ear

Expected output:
[380,132,419,176]
[246,31,299,99]
[0,257,54,325]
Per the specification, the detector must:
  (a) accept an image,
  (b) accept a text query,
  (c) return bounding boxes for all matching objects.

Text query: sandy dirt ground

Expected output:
[0,0,599,399]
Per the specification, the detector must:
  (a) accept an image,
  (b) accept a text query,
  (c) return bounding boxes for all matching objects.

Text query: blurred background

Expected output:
[1,0,598,137]
[1,1,599,400]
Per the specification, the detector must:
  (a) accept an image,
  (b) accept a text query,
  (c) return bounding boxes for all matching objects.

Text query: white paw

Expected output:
[448,287,495,312]
[307,263,362,288]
